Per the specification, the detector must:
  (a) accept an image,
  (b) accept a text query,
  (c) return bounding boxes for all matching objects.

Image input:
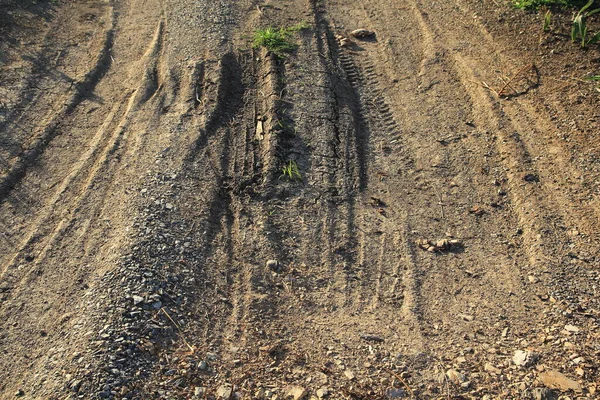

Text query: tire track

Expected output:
[0,17,168,288]
[0,5,117,202]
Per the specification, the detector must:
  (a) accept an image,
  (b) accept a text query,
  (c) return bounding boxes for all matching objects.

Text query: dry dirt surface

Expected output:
[1,0,600,398]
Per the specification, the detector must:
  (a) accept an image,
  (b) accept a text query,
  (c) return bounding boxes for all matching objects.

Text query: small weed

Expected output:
[514,0,567,9]
[513,0,588,9]
[543,9,553,31]
[280,160,302,181]
[583,74,600,90]
[572,0,600,48]
[252,22,309,58]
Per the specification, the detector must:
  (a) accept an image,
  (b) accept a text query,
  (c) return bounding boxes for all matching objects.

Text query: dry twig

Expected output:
[159,308,195,354]
[496,63,535,97]
[383,367,415,398]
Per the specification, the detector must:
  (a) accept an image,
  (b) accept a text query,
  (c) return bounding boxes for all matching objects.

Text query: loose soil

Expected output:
[1,0,599,399]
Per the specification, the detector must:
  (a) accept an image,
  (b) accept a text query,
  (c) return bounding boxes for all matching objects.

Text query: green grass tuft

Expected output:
[252,22,309,58]
[513,0,582,10]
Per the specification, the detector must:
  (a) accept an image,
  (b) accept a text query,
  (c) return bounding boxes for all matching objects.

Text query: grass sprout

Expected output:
[572,0,600,48]
[583,74,600,91]
[280,160,302,181]
[543,9,553,31]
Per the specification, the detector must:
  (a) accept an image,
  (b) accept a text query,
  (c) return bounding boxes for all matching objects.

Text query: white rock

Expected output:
[216,384,232,399]
[484,363,501,374]
[350,28,375,38]
[446,369,465,384]
[513,350,538,367]
[564,324,579,333]
[286,386,307,400]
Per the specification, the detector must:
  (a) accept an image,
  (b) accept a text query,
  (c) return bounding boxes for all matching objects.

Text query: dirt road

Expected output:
[1,0,599,398]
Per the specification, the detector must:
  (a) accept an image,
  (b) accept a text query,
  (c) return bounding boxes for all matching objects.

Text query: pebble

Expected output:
[316,388,328,398]
[385,388,407,398]
[564,324,579,333]
[132,295,144,305]
[459,313,474,322]
[484,363,501,374]
[194,387,206,396]
[266,259,281,272]
[538,370,581,391]
[350,28,375,38]
[532,387,557,400]
[446,369,466,384]
[216,384,233,399]
[523,173,539,182]
[513,350,538,367]
[285,385,307,400]
[344,370,355,380]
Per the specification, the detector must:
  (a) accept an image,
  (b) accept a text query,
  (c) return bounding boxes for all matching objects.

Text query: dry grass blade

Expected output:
[496,64,535,97]
[159,308,195,354]
[383,367,415,398]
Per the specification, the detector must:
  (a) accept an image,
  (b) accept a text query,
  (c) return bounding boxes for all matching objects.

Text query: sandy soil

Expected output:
[1,0,599,399]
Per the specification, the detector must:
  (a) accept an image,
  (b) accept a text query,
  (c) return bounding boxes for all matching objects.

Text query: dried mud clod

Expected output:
[335,34,352,47]
[416,238,463,253]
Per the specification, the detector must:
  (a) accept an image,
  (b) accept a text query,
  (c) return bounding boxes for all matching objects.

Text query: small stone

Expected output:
[285,385,307,400]
[459,313,474,321]
[528,275,539,283]
[436,239,449,249]
[316,387,329,398]
[564,324,579,333]
[524,173,539,182]
[385,388,407,398]
[15,389,24,397]
[350,28,375,38]
[199,360,208,370]
[70,379,82,392]
[513,350,538,367]
[165,203,173,209]
[446,369,466,384]
[194,387,206,396]
[484,363,501,374]
[132,295,144,305]
[216,384,233,399]
[538,370,581,392]
[344,370,355,380]
[266,260,280,272]
[532,388,558,400]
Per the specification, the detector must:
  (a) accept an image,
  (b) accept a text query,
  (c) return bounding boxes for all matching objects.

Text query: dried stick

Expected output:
[497,64,534,97]
[383,367,415,398]
[160,308,195,354]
